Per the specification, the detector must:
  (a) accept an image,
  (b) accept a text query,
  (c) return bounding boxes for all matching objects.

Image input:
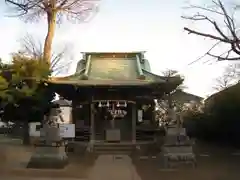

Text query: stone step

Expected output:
[93,144,134,154]
[94,151,132,155]
[94,146,133,150]
[94,144,134,148]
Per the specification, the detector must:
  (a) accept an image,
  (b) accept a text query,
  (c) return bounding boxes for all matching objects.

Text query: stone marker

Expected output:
[27,124,68,169]
[160,127,196,168]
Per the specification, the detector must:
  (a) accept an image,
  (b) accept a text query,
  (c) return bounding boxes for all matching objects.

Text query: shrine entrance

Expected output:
[94,100,134,142]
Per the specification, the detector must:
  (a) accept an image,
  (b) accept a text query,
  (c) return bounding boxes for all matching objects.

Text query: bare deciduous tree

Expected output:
[182,0,240,61]
[5,0,99,65]
[18,34,73,76]
[213,63,240,91]
[162,69,186,92]
[157,70,185,122]
[214,75,233,91]
[19,34,43,58]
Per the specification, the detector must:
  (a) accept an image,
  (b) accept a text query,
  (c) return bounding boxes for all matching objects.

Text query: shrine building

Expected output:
[47,51,183,151]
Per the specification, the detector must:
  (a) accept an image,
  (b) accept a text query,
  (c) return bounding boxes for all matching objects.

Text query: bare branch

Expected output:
[218,1,236,38]
[5,0,45,19]
[18,34,43,58]
[187,41,221,65]
[182,14,230,40]
[183,0,240,62]
[184,27,231,43]
[208,52,240,61]
[18,33,73,76]
[183,3,225,16]
[56,0,99,23]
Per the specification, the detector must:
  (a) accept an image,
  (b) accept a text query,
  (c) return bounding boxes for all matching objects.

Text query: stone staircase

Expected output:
[93,142,135,155]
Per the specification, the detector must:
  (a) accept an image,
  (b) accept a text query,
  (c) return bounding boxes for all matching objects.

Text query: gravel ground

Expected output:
[0,142,95,179]
[1,137,240,180]
[133,142,240,180]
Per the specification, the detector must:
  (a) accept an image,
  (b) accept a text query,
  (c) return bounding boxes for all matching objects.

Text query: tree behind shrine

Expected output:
[5,0,99,64]
[156,69,186,123]
[0,53,54,144]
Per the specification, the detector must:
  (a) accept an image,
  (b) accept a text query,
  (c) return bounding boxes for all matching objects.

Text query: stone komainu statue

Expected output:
[44,103,64,127]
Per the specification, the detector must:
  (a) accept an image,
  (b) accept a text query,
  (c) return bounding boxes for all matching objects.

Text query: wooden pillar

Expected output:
[90,97,95,144]
[132,103,136,144]
[71,100,77,137]
[71,100,76,124]
[151,101,155,125]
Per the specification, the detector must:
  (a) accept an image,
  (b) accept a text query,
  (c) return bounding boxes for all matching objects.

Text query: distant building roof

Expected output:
[171,90,203,103]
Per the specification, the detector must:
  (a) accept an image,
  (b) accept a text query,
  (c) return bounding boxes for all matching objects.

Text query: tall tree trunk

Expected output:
[43,11,57,65]
[167,94,173,109]
[22,121,30,145]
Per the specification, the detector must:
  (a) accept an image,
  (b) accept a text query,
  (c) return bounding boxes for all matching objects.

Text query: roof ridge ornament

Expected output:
[82,54,92,80]
[136,54,145,80]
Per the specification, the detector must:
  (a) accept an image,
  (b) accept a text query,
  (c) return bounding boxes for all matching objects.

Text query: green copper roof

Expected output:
[75,52,144,80]
[49,52,183,87]
[88,56,138,80]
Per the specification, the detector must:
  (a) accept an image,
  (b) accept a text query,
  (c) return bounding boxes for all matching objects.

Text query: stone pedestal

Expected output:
[27,125,68,169]
[27,146,68,169]
[161,145,196,168]
[160,127,196,168]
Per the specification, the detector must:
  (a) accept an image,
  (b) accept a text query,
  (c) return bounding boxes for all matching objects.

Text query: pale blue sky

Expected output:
[0,0,233,97]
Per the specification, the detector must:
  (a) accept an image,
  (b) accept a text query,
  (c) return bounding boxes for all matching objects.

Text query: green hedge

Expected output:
[183,92,240,147]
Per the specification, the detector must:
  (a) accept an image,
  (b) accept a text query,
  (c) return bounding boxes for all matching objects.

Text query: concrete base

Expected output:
[27,146,68,169]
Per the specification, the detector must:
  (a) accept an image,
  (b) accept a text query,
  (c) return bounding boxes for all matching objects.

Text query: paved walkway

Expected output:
[88,155,142,180]
[2,178,84,180]
[3,155,142,180]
